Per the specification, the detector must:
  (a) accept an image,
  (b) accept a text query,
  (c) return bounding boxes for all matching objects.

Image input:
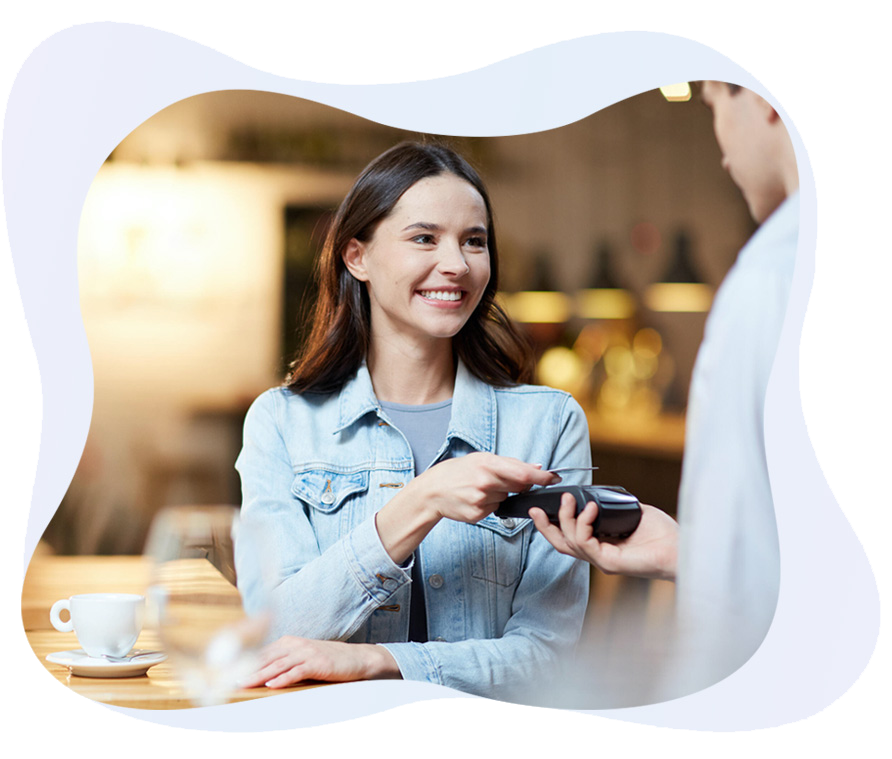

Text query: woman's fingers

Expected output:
[265,664,306,689]
[457,452,556,491]
[241,637,308,688]
[423,452,566,524]
[241,655,299,688]
[490,457,559,491]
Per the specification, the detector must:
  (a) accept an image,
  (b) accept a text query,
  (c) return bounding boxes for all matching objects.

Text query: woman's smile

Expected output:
[416,288,466,306]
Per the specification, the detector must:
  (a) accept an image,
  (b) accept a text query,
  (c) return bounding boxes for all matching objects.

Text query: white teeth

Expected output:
[420,290,462,301]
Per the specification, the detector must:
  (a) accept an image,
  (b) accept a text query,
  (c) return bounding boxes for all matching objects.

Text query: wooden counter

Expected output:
[22,554,323,710]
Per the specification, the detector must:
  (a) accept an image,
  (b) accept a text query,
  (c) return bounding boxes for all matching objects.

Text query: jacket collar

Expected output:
[334,358,497,453]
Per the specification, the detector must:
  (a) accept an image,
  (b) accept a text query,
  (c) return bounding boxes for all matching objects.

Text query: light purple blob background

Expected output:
[4,22,878,732]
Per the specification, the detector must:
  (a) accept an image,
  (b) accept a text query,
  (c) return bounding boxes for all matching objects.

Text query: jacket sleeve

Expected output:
[234,390,413,640]
[379,393,592,700]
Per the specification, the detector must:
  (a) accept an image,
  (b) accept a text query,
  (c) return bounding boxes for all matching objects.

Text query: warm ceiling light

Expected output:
[537,346,586,394]
[575,288,636,320]
[499,291,572,324]
[576,241,636,319]
[660,82,692,102]
[644,282,713,312]
[644,231,713,313]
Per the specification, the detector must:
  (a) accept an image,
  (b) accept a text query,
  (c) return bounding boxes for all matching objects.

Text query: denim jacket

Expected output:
[235,360,591,701]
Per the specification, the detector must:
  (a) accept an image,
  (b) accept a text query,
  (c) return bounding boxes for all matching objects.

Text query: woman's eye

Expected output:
[465,236,487,249]
[411,234,436,245]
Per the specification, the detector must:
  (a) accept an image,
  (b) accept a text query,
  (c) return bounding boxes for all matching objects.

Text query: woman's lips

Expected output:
[416,289,466,309]
[418,289,463,302]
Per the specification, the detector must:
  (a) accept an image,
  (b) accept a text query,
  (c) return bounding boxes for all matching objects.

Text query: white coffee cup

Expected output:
[49,593,145,659]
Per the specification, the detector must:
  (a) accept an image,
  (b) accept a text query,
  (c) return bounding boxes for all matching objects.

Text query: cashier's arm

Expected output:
[529,493,679,582]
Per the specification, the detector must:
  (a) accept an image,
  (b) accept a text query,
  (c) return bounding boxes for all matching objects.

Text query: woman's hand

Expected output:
[240,636,402,689]
[416,452,559,523]
[530,493,679,581]
[376,452,560,563]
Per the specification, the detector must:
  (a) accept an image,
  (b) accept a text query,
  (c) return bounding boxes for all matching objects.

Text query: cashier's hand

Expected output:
[530,494,679,581]
[241,637,402,689]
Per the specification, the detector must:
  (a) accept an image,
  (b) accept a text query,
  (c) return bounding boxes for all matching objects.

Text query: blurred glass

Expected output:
[144,505,272,707]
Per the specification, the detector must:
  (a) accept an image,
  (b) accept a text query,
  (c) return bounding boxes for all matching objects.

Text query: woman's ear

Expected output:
[342,239,369,282]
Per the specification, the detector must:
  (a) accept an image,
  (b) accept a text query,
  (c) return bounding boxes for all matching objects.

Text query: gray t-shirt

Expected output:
[379,399,452,475]
[379,398,453,644]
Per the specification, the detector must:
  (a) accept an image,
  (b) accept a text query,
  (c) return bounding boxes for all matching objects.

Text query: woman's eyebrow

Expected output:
[401,222,488,236]
[401,222,441,233]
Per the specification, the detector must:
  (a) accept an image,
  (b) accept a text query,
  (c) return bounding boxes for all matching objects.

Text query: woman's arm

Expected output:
[241,531,588,700]
[243,393,593,699]
[235,391,413,641]
[236,392,560,642]
[239,636,402,688]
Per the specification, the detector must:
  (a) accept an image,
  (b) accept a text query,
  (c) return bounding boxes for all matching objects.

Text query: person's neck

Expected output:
[367,337,456,405]
[777,133,799,205]
[782,165,799,201]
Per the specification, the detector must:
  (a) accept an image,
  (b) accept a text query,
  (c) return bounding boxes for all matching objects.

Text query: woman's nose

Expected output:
[437,240,470,276]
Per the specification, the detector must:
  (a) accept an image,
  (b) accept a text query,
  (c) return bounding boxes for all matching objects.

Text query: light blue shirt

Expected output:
[234,359,591,700]
[672,191,799,696]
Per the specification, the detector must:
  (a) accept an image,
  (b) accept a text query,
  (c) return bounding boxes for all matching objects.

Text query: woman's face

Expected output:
[344,173,491,347]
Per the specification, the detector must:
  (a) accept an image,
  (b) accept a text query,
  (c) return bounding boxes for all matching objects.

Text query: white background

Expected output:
[1,2,888,755]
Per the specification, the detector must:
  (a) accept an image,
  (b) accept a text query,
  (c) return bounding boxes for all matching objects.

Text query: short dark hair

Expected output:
[286,141,534,394]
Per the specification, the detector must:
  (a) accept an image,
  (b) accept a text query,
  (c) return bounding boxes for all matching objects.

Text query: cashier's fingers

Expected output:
[529,498,582,559]
[574,501,599,544]
[554,493,581,539]
[530,495,603,564]
[556,495,601,554]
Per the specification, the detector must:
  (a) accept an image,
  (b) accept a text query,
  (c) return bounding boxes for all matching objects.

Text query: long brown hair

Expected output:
[286,141,534,394]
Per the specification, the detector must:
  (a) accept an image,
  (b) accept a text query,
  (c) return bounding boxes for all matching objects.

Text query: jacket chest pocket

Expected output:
[291,469,370,536]
[469,516,529,588]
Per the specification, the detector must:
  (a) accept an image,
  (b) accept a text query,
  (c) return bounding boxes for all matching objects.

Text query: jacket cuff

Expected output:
[377,641,443,685]
[343,515,413,604]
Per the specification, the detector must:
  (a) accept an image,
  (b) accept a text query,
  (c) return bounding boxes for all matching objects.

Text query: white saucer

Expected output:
[46,649,167,678]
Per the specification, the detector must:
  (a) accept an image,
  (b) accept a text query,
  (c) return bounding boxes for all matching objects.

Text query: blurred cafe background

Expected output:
[36,85,754,703]
[43,84,753,557]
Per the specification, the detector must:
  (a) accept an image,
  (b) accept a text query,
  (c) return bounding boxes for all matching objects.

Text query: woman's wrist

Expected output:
[374,479,442,564]
[366,644,402,680]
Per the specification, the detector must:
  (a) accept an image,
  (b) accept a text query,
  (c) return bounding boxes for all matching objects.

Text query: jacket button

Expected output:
[501,518,516,529]
[434,636,446,642]
[428,574,444,589]
[321,492,335,505]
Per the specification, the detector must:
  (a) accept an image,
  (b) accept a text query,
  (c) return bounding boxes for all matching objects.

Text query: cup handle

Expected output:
[50,599,73,632]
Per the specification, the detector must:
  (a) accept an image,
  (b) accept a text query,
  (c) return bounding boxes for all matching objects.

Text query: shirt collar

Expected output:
[447,359,497,453]
[333,358,497,453]
[335,363,380,433]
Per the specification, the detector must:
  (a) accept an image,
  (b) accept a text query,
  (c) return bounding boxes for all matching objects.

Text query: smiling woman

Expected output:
[286,141,534,396]
[233,142,591,703]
